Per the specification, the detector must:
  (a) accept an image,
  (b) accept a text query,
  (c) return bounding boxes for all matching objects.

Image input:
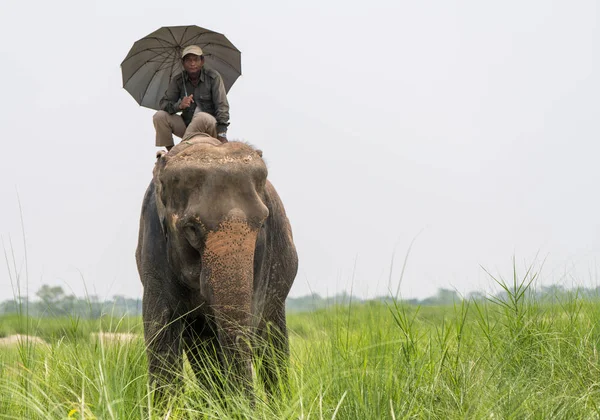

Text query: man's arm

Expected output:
[159,76,183,114]
[211,74,230,137]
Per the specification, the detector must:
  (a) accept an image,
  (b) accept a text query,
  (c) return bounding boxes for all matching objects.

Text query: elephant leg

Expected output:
[258,305,291,397]
[143,302,184,399]
[183,317,225,396]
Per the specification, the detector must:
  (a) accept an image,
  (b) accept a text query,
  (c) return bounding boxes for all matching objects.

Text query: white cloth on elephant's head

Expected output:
[183,112,219,141]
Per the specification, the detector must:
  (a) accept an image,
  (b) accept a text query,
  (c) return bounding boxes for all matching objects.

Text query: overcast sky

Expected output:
[0,0,598,302]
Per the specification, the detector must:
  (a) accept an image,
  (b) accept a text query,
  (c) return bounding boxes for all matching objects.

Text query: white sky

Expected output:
[0,0,598,302]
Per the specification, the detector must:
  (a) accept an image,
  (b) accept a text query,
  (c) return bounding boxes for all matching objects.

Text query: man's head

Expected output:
[181,45,204,77]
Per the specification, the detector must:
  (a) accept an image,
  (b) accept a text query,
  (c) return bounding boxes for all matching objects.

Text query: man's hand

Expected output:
[179,94,194,110]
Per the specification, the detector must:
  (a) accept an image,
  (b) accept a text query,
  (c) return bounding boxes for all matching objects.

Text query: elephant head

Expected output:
[153,138,269,385]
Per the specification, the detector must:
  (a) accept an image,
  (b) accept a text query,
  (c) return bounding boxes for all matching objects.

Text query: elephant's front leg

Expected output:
[183,316,225,395]
[258,305,291,397]
[143,300,184,397]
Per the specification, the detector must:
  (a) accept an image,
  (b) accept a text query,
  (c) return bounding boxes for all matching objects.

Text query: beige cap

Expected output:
[181,45,203,58]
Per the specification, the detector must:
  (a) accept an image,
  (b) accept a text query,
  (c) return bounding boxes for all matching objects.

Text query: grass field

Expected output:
[2,281,600,419]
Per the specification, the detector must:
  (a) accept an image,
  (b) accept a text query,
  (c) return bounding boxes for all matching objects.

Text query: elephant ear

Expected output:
[153,153,169,236]
[156,183,168,237]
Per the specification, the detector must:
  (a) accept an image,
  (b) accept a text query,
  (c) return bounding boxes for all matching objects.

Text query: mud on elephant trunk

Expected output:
[201,217,259,389]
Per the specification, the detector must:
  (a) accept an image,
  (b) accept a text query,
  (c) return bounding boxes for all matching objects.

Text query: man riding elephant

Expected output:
[153,45,230,150]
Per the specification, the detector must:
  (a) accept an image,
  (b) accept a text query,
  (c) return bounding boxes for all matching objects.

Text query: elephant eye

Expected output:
[183,224,205,249]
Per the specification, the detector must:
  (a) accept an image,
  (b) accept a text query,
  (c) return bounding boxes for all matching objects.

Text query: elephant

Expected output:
[135,136,298,398]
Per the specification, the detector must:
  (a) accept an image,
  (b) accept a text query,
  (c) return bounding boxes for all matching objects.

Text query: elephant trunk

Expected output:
[201,217,258,389]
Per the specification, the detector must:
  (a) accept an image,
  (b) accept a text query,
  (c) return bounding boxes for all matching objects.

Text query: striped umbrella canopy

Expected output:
[121,25,241,110]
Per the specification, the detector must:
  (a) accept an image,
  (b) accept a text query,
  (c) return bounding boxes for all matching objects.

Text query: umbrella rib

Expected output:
[167,27,179,45]
[167,53,180,92]
[204,53,241,72]
[123,61,173,89]
[121,40,177,63]
[139,68,163,107]
[182,30,207,47]
[122,49,178,83]
[186,34,240,52]
[132,38,175,47]
[179,26,189,46]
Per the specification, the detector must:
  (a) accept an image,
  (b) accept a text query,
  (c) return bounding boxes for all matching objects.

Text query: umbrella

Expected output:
[121,25,241,110]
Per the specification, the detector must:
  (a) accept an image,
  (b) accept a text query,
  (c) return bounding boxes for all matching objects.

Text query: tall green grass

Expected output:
[2,278,600,418]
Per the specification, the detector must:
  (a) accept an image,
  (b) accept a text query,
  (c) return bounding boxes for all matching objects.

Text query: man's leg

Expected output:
[183,112,218,140]
[153,111,186,149]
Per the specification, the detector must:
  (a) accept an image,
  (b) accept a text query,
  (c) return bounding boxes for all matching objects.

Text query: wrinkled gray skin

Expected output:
[136,139,298,397]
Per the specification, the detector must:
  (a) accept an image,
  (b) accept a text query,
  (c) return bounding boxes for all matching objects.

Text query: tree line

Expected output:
[0,285,141,318]
[2,283,599,318]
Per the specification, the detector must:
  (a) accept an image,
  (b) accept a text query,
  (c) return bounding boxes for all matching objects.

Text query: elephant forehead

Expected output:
[160,161,267,187]
[168,154,259,167]
[167,143,263,167]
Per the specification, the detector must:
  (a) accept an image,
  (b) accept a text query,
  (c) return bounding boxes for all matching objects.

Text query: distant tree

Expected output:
[35,285,75,315]
[539,285,567,299]
[36,285,65,306]
[0,299,18,314]
[60,294,76,315]
[436,288,459,304]
[467,291,487,302]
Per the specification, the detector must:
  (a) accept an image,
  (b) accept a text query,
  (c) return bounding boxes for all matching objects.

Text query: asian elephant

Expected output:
[135,137,298,397]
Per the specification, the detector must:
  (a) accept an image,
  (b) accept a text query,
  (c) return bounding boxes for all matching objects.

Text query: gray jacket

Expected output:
[159,67,230,134]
